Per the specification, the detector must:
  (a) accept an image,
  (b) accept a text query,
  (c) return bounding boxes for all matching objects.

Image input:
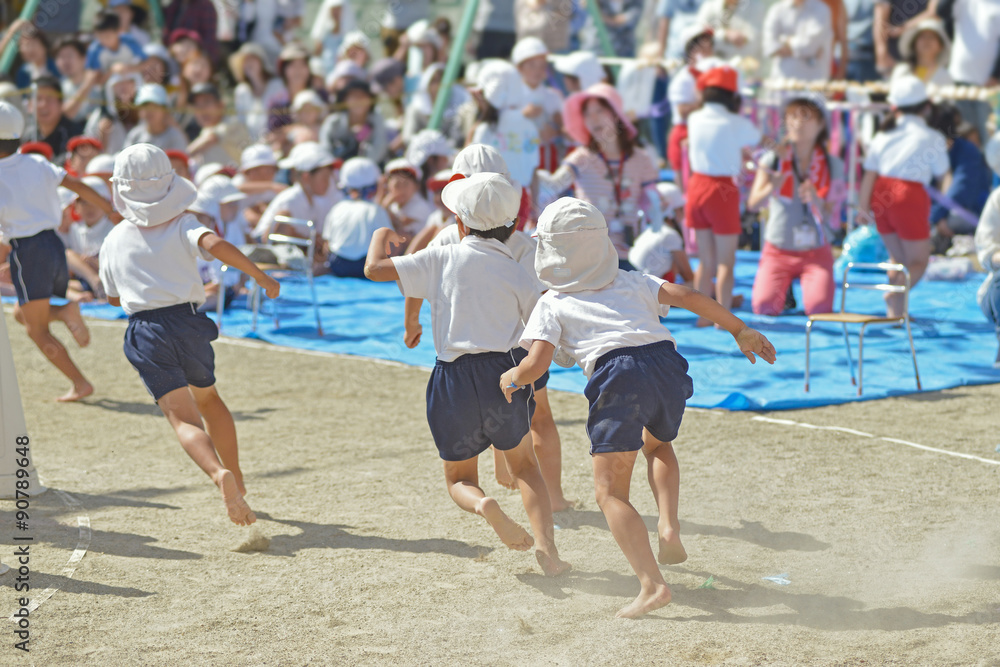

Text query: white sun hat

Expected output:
[135,83,169,107]
[476,60,526,110]
[337,156,381,190]
[337,30,371,58]
[554,51,605,89]
[81,175,111,201]
[193,162,225,187]
[451,144,512,180]
[887,74,929,108]
[86,154,116,176]
[112,143,198,228]
[534,197,619,293]
[441,172,521,231]
[899,18,951,68]
[291,89,326,113]
[385,157,422,181]
[277,142,336,172]
[655,182,686,214]
[512,37,548,67]
[239,144,278,172]
[405,128,454,169]
[200,174,247,205]
[0,101,24,140]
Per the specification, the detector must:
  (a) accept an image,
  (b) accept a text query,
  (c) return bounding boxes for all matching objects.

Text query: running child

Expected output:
[0,102,118,402]
[500,197,775,617]
[364,172,570,576]
[98,143,280,526]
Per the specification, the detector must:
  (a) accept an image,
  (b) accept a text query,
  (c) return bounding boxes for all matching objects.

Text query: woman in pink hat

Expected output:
[536,83,662,269]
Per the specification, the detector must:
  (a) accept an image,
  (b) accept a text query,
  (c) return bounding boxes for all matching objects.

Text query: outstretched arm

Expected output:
[364,227,404,282]
[62,175,121,222]
[198,232,280,298]
[500,340,556,402]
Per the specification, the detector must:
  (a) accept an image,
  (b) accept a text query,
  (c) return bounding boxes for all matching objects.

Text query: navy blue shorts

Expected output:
[8,229,69,305]
[328,254,367,278]
[511,346,549,390]
[584,340,693,454]
[426,349,536,461]
[123,303,218,402]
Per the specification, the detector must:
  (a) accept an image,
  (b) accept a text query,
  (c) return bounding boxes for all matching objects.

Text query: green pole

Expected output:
[147,0,166,42]
[428,0,480,132]
[584,0,617,60]
[0,0,42,75]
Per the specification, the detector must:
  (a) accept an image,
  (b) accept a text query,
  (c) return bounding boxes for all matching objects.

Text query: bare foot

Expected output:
[477,497,533,551]
[657,528,688,565]
[492,447,517,490]
[56,381,94,403]
[215,470,256,526]
[616,583,672,619]
[58,302,90,347]
[695,317,714,328]
[551,498,577,513]
[232,470,247,496]
[536,550,572,577]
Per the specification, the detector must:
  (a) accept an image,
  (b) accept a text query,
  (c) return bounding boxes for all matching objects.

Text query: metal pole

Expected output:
[584,0,618,60]
[428,0,479,132]
[0,0,43,75]
[147,0,166,43]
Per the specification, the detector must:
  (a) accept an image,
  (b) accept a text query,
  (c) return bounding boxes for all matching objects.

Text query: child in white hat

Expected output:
[628,182,694,284]
[857,75,950,317]
[381,158,434,249]
[512,36,565,174]
[98,143,280,527]
[500,197,775,618]
[0,101,117,402]
[324,156,390,278]
[254,142,342,240]
[365,172,570,577]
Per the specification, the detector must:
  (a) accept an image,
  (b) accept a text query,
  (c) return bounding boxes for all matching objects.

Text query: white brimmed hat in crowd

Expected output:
[680,23,714,51]
[81,175,111,201]
[405,128,454,169]
[406,19,443,49]
[326,60,368,89]
[534,197,619,293]
[338,156,381,190]
[112,143,198,228]
[441,172,521,231]
[240,144,278,172]
[0,101,24,140]
[337,30,371,58]
[888,74,929,108]
[554,51,605,89]
[58,186,78,210]
[451,143,514,184]
[194,162,225,187]
[201,174,247,205]
[278,142,336,172]
[985,131,1000,178]
[512,37,548,67]
[135,83,169,107]
[655,182,686,214]
[476,60,526,110]
[899,18,951,68]
[385,157,422,181]
[86,154,116,176]
[291,89,326,113]
[189,189,221,223]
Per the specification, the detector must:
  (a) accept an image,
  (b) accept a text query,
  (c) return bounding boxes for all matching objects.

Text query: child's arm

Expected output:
[658,282,777,364]
[404,297,422,348]
[61,175,122,223]
[64,69,102,120]
[108,296,121,307]
[188,127,220,156]
[198,232,280,298]
[0,18,29,57]
[856,169,878,225]
[500,340,556,403]
[65,249,104,297]
[364,227,405,282]
[671,250,695,284]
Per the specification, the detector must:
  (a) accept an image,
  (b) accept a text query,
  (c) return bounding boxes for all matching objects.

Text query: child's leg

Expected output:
[189,385,246,496]
[157,386,255,526]
[593,450,671,618]
[713,232,740,314]
[880,233,929,317]
[493,446,516,490]
[13,299,93,402]
[15,299,90,346]
[694,229,717,327]
[443,456,533,551]
[530,387,573,512]
[503,433,571,576]
[642,429,686,565]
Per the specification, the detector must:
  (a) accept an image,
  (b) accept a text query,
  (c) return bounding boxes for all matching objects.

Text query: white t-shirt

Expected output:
[0,153,66,240]
[393,235,540,362]
[67,217,114,257]
[523,82,564,137]
[948,0,1000,85]
[763,0,832,82]
[254,182,343,239]
[323,199,391,260]
[520,271,675,378]
[863,116,949,184]
[389,194,435,237]
[667,65,698,126]
[99,213,215,315]
[687,103,761,177]
[628,225,684,277]
[472,112,540,188]
[425,225,543,291]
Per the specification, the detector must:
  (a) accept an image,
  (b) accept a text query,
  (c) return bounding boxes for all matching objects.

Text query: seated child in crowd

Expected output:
[126,83,189,152]
[628,182,694,284]
[381,158,434,250]
[65,175,116,298]
[324,157,389,278]
[405,169,455,254]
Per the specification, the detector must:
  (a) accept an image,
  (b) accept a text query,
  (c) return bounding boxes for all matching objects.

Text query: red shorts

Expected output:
[685,172,741,235]
[516,186,532,231]
[667,124,687,173]
[871,177,930,241]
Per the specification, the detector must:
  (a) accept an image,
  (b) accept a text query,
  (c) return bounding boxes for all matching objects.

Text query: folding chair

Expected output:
[248,215,324,336]
[805,262,920,396]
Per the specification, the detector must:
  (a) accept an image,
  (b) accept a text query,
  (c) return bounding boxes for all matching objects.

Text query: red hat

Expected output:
[164,149,190,163]
[168,28,202,47]
[696,66,738,93]
[19,142,54,161]
[67,136,103,153]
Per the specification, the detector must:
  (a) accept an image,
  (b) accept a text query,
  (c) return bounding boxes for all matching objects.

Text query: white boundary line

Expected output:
[8,488,92,621]
[752,416,1000,466]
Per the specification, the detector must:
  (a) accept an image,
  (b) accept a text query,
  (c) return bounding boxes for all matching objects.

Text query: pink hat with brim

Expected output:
[563,83,637,147]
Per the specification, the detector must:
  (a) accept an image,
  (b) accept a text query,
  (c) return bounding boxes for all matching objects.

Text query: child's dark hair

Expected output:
[476,99,500,127]
[878,100,930,133]
[684,33,712,61]
[468,224,514,243]
[20,24,51,54]
[584,97,643,158]
[702,86,741,113]
[53,36,87,58]
[0,139,20,157]
[928,102,961,139]
[94,10,121,33]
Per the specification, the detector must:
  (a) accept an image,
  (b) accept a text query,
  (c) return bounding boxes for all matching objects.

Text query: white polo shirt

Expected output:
[521,270,676,378]
[253,182,342,240]
[426,226,543,292]
[948,0,1000,85]
[67,217,114,258]
[99,213,215,315]
[687,102,761,177]
[863,115,949,184]
[667,65,698,126]
[393,235,540,362]
[323,199,391,260]
[0,153,66,240]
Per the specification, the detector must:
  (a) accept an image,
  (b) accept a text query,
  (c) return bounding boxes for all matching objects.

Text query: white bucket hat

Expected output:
[292,89,326,113]
[200,174,246,205]
[655,182,685,214]
[899,18,950,68]
[512,37,548,67]
[135,83,169,107]
[81,175,111,201]
[0,101,25,140]
[85,153,116,176]
[451,143,517,188]
[888,74,929,108]
[554,51,605,90]
[534,197,619,293]
[385,157,422,181]
[476,61,526,110]
[240,144,278,172]
[406,128,454,169]
[338,156,381,190]
[194,162,225,187]
[278,142,335,172]
[112,144,198,228]
[441,172,521,231]
[338,30,371,58]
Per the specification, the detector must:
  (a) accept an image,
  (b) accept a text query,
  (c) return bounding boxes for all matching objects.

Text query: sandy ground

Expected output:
[2,311,999,666]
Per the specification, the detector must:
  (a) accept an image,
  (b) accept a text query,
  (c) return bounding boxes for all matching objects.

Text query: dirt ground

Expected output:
[2,312,999,666]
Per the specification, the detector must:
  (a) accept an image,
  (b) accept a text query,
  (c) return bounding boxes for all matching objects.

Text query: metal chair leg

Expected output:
[307,266,323,336]
[250,281,260,333]
[804,320,812,392]
[905,315,921,390]
[842,322,856,386]
[857,323,866,396]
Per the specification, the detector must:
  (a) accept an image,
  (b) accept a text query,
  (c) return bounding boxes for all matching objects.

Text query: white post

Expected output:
[0,310,47,499]
[846,106,859,233]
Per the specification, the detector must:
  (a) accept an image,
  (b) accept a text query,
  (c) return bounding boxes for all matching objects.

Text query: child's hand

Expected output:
[736,326,777,365]
[261,275,280,299]
[404,322,422,349]
[522,103,543,119]
[382,229,405,255]
[499,369,520,403]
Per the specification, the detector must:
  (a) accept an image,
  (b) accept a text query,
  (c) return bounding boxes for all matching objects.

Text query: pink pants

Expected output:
[752,242,836,316]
